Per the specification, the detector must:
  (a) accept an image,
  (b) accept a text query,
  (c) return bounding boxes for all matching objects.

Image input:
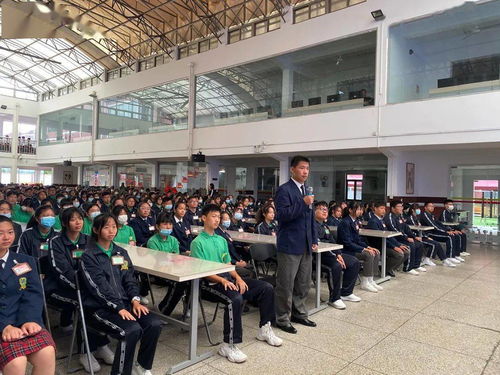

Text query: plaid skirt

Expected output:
[0,329,55,369]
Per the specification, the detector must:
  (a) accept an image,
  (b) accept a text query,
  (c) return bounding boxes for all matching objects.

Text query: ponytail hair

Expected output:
[342,201,362,218]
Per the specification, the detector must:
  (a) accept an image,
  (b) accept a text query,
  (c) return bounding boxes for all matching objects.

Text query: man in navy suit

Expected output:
[274,155,317,334]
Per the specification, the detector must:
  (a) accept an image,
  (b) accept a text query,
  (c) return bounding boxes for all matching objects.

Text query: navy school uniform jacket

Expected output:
[215,227,243,264]
[79,242,139,313]
[185,208,202,227]
[126,207,137,221]
[337,216,367,255]
[18,226,57,259]
[439,209,456,223]
[0,251,45,332]
[44,232,89,296]
[256,221,277,236]
[366,216,401,249]
[326,216,341,227]
[172,216,193,253]
[384,213,416,243]
[315,220,340,258]
[420,211,451,234]
[11,221,23,253]
[275,179,317,255]
[129,215,156,247]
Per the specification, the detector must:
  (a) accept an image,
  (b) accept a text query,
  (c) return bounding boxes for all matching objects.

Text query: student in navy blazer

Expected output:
[274,156,318,334]
[129,201,156,247]
[337,202,382,293]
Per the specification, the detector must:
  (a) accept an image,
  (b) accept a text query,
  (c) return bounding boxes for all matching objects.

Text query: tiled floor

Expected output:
[55,243,500,375]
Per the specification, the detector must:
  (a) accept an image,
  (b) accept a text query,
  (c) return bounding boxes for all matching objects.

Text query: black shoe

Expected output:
[276,323,297,334]
[387,271,396,277]
[291,317,316,327]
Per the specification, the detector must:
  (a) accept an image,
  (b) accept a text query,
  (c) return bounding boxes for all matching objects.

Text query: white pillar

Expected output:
[281,69,294,112]
[109,163,117,187]
[11,105,19,183]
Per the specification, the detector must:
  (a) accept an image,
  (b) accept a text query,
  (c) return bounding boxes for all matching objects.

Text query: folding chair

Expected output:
[249,243,277,285]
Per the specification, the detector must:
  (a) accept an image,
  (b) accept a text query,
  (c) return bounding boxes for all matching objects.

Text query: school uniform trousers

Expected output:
[384,213,423,271]
[420,212,461,258]
[404,215,447,261]
[200,276,275,344]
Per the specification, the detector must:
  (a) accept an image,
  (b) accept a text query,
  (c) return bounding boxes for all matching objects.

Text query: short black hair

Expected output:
[290,155,310,168]
[101,191,111,197]
[314,201,328,209]
[60,207,84,232]
[0,200,12,210]
[91,213,117,241]
[83,202,100,214]
[374,201,387,208]
[201,203,220,216]
[424,202,433,207]
[389,200,403,208]
[6,190,17,198]
[444,199,453,204]
[156,212,173,226]
[112,205,127,217]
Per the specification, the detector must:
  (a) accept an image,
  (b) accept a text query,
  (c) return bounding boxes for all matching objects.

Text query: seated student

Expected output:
[125,196,138,220]
[81,203,101,236]
[171,201,194,255]
[0,200,22,252]
[255,204,278,236]
[218,211,252,270]
[439,199,469,257]
[314,202,361,309]
[241,196,252,218]
[366,202,409,277]
[7,190,33,223]
[111,196,125,209]
[79,213,162,375]
[362,202,375,222]
[192,204,282,363]
[384,201,426,274]
[0,216,56,375]
[129,201,156,247]
[99,191,112,214]
[112,205,137,246]
[151,196,163,218]
[18,205,58,259]
[420,202,463,265]
[230,207,248,232]
[185,196,202,226]
[326,204,343,227]
[405,204,450,267]
[337,202,382,293]
[45,207,113,372]
[147,213,188,315]
[162,198,173,214]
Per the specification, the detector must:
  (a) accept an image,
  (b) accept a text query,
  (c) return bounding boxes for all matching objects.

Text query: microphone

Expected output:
[306,186,314,209]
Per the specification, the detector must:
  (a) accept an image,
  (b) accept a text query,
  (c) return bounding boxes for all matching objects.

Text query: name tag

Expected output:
[131,214,136,218]
[112,255,124,266]
[40,243,48,251]
[185,229,191,235]
[238,228,244,233]
[325,228,330,234]
[12,262,32,276]
[355,225,359,231]
[272,232,276,236]
[399,219,403,224]
[149,225,155,231]
[72,250,84,259]
[193,216,199,220]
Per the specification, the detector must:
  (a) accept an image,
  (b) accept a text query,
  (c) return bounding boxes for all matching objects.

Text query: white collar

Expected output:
[174,216,182,223]
[291,178,304,192]
[0,250,9,266]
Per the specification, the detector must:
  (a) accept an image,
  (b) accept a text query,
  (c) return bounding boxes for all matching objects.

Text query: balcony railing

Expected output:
[18,137,36,155]
[0,137,12,153]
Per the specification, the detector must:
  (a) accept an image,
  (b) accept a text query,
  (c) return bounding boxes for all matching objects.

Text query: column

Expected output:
[281,69,294,112]
[11,105,19,183]
[109,163,117,187]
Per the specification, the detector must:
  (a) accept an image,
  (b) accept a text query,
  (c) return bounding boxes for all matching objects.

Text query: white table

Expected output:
[190,226,343,314]
[358,229,401,284]
[122,244,234,374]
[242,218,257,225]
[442,222,460,226]
[408,225,433,237]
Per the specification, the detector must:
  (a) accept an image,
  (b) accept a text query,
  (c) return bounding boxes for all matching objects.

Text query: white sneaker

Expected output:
[218,343,248,363]
[132,364,152,375]
[423,257,436,266]
[341,294,362,302]
[370,281,383,291]
[455,256,465,262]
[140,296,150,305]
[407,269,420,275]
[256,322,283,346]
[360,283,378,293]
[94,344,114,365]
[443,259,457,267]
[460,252,471,257]
[449,258,461,264]
[328,299,347,310]
[79,353,101,373]
[417,267,427,272]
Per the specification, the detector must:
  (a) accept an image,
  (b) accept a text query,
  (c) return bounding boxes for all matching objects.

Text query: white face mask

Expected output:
[447,205,454,211]
[117,214,128,225]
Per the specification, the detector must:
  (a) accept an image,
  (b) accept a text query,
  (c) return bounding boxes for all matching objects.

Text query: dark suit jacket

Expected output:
[337,216,367,255]
[366,216,401,249]
[275,179,317,255]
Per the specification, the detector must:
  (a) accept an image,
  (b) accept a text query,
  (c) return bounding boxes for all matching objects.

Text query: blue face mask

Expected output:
[225,199,231,204]
[415,209,421,215]
[222,220,231,229]
[90,211,101,220]
[40,216,56,228]
[234,212,243,220]
[165,204,173,210]
[88,197,94,202]
[0,213,11,219]
[160,228,172,236]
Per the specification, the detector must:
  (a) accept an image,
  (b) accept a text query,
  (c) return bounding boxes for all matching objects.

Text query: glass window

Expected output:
[196,31,376,128]
[98,79,189,139]
[235,168,247,192]
[18,116,37,155]
[39,169,53,185]
[117,163,153,188]
[228,29,241,44]
[159,162,207,194]
[83,165,111,186]
[388,0,500,103]
[39,102,93,145]
[18,169,35,184]
[1,167,10,184]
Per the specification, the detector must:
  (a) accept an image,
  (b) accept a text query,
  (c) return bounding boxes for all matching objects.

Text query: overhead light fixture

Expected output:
[371,9,385,21]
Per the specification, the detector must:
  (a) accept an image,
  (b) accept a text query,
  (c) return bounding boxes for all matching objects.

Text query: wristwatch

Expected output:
[131,296,141,303]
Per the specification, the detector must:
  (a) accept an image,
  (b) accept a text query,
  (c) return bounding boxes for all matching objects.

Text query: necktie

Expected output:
[301,185,305,196]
